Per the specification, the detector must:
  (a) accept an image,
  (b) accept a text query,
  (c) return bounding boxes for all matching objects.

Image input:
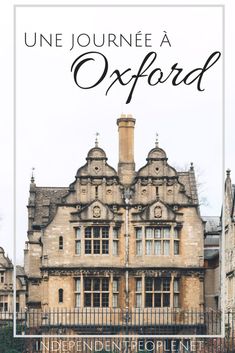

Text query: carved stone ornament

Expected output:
[93,206,101,218]
[141,189,147,195]
[154,206,162,218]
[93,165,101,174]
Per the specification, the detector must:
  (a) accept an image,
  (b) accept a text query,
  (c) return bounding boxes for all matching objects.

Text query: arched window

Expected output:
[59,236,63,250]
[58,288,63,303]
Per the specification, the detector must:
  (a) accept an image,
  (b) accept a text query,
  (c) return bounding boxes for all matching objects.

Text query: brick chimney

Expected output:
[117,114,136,185]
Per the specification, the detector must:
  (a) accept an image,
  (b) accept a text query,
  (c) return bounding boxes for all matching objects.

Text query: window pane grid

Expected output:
[145,277,171,308]
[83,278,110,308]
[84,226,110,254]
[143,227,180,256]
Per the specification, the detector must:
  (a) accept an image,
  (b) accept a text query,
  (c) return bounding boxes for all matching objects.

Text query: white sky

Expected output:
[0,0,234,265]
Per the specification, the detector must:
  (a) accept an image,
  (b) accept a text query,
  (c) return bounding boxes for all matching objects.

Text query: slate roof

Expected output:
[28,186,68,229]
[16,265,26,286]
[204,249,219,260]
[202,216,221,234]
[178,171,198,204]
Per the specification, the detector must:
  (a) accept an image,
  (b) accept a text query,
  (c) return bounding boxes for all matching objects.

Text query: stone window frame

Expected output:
[75,275,119,308]
[75,225,120,256]
[145,277,171,308]
[84,226,110,255]
[0,295,8,312]
[58,236,63,251]
[145,227,171,256]
[173,278,180,308]
[58,288,64,303]
[135,277,142,308]
[135,228,143,256]
[75,278,81,307]
[83,277,109,308]
[112,227,119,256]
[135,275,181,308]
[75,227,81,255]
[0,271,5,284]
[16,295,20,313]
[173,228,180,255]
[135,225,181,256]
[112,278,119,308]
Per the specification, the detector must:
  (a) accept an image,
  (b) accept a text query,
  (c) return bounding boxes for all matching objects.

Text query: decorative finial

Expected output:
[226,169,231,177]
[190,162,194,170]
[155,133,159,147]
[31,167,35,183]
[95,132,100,147]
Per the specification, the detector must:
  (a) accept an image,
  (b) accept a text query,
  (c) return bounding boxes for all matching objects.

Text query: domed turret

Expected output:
[147,147,167,161]
[86,147,107,161]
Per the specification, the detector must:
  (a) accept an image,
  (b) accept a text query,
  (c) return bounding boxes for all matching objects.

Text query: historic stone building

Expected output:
[224,170,235,311]
[0,247,26,314]
[24,114,206,334]
[203,217,221,310]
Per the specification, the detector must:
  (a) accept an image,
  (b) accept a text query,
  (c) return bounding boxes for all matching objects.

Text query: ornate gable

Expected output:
[137,147,177,179]
[140,199,177,221]
[71,200,115,222]
[75,147,117,179]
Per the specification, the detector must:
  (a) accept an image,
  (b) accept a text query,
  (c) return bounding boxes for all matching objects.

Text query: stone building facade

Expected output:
[203,217,221,310]
[0,247,26,313]
[224,170,235,311]
[24,115,205,333]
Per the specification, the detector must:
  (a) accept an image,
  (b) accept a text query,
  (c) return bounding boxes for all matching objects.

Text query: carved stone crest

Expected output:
[154,206,162,218]
[93,206,101,218]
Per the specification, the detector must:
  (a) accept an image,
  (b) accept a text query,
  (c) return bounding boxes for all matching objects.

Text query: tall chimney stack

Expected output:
[117,114,136,185]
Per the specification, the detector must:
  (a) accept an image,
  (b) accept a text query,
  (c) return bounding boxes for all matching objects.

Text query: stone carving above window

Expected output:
[154,206,162,218]
[93,206,101,218]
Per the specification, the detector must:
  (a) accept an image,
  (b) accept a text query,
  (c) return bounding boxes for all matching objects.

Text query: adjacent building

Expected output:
[0,247,26,314]
[225,170,235,311]
[203,216,221,310]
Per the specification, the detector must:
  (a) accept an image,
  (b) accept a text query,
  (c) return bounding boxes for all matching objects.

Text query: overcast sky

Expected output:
[0,0,234,265]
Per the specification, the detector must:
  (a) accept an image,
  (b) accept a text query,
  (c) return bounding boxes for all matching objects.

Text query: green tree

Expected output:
[0,323,25,353]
